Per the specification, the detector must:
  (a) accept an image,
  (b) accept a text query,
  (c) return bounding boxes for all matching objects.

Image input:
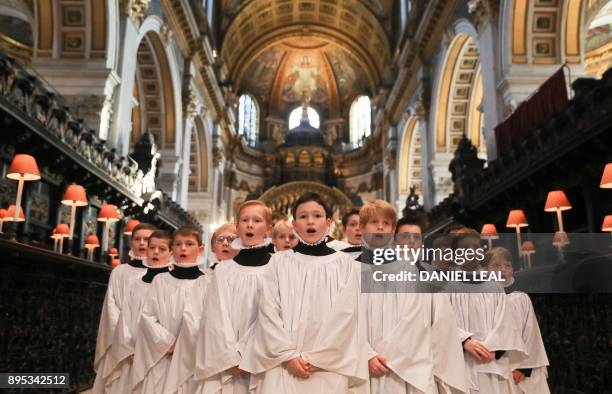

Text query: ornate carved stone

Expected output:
[120,0,151,26]
[271,124,285,146]
[448,134,485,202]
[212,146,224,168]
[467,0,500,29]
[402,185,425,218]
[183,88,199,118]
[159,24,172,46]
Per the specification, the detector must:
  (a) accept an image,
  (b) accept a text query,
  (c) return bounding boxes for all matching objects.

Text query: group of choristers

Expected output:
[93,193,550,394]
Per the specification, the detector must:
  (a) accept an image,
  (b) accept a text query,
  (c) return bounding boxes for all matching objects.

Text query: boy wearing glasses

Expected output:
[209,223,239,269]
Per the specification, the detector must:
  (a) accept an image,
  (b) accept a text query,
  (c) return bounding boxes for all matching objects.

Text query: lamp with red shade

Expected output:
[480,224,499,250]
[98,204,119,254]
[521,241,536,269]
[55,224,70,254]
[7,154,40,221]
[544,190,572,232]
[85,234,100,261]
[124,219,140,236]
[600,163,612,189]
[61,184,88,240]
[50,228,61,252]
[6,205,25,222]
[0,208,7,233]
[506,210,528,260]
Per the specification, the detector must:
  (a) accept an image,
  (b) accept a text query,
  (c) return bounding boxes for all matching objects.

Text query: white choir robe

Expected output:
[103,275,150,393]
[327,239,362,260]
[507,292,550,394]
[327,238,351,251]
[407,261,467,393]
[430,293,468,394]
[357,261,436,394]
[93,262,147,393]
[130,272,209,394]
[163,286,208,394]
[241,250,369,393]
[448,281,527,394]
[194,260,267,394]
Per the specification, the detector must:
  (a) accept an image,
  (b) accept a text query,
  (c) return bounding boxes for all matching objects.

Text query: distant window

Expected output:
[288,106,320,129]
[350,95,371,146]
[238,94,259,146]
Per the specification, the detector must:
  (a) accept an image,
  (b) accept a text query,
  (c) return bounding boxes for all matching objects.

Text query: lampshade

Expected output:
[50,228,61,240]
[124,219,140,235]
[544,190,572,212]
[600,163,612,189]
[111,258,121,267]
[85,234,100,247]
[7,154,41,181]
[506,210,528,228]
[480,224,499,238]
[55,224,70,237]
[61,184,88,207]
[521,241,536,253]
[0,208,7,221]
[553,231,570,246]
[6,205,25,222]
[602,215,612,232]
[98,204,119,222]
[109,247,118,257]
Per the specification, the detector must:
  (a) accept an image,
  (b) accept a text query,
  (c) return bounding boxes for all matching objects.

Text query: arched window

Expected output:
[238,94,259,146]
[349,96,371,146]
[288,106,320,129]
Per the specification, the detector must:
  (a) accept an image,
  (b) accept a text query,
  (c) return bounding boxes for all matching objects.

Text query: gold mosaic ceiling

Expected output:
[221,0,391,115]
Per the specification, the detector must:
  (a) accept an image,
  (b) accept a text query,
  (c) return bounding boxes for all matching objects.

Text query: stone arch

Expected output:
[259,181,353,217]
[129,25,180,152]
[507,0,611,68]
[189,116,209,193]
[397,116,422,201]
[434,32,486,155]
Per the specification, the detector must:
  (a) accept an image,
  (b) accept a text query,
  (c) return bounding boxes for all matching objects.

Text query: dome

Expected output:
[284,119,326,146]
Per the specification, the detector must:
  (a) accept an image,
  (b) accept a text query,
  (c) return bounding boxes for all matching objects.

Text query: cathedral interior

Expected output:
[0,0,611,392]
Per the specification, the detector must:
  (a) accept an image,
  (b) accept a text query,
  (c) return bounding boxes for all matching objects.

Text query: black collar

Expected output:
[127,258,146,269]
[142,266,170,283]
[341,245,362,253]
[170,265,204,280]
[234,246,271,267]
[504,280,519,294]
[294,241,336,256]
[265,243,276,254]
[325,235,335,242]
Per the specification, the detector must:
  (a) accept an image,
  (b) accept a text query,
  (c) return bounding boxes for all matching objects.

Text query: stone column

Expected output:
[108,1,150,153]
[468,0,502,160]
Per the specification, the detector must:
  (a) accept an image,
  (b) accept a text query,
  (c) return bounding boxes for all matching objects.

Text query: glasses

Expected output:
[215,235,237,244]
[396,233,422,241]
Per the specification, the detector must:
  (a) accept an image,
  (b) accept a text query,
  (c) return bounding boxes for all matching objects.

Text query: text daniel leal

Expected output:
[372,270,503,282]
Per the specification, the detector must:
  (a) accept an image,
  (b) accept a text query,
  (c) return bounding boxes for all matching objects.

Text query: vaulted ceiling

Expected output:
[239,37,371,117]
[220,0,391,117]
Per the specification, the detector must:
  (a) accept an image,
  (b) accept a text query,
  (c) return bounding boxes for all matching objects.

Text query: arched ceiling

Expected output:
[222,0,393,22]
[221,0,391,117]
[240,37,371,116]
